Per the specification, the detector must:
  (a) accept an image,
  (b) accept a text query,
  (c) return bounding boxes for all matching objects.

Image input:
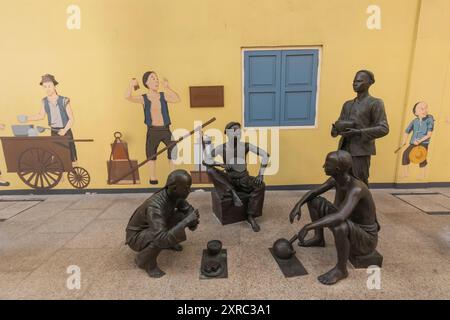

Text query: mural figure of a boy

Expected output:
[125,71,181,185]
[401,101,434,178]
[21,74,78,164]
[289,150,380,285]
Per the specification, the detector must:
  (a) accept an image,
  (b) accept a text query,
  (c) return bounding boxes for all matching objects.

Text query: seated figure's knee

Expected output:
[331,221,349,235]
[307,197,323,210]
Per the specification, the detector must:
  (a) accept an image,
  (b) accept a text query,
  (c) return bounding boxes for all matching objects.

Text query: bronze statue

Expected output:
[204,122,269,232]
[331,70,389,185]
[125,170,199,278]
[289,150,380,285]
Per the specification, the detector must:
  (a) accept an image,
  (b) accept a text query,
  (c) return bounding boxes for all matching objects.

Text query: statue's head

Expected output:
[353,70,375,93]
[224,121,242,141]
[323,150,353,177]
[165,169,192,200]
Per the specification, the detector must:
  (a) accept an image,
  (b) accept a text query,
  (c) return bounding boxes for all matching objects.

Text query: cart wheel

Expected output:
[18,148,63,189]
[68,166,91,189]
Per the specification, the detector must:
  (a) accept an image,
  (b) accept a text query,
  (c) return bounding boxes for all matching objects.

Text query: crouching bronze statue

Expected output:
[125,170,199,278]
[289,150,381,285]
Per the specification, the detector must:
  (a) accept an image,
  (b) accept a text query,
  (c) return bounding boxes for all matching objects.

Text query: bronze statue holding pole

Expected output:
[203,122,269,232]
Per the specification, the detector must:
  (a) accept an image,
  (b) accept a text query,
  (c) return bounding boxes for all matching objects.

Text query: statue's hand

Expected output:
[331,124,339,138]
[254,175,264,187]
[297,225,310,244]
[341,128,361,138]
[184,209,200,228]
[188,222,199,231]
[289,203,301,224]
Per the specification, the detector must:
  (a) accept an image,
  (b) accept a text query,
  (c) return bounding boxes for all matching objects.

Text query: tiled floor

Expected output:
[0,189,449,300]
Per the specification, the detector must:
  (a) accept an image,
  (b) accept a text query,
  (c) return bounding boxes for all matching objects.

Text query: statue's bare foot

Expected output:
[147,266,166,278]
[299,237,325,247]
[318,266,348,285]
[247,216,260,232]
[232,192,243,207]
[169,244,183,252]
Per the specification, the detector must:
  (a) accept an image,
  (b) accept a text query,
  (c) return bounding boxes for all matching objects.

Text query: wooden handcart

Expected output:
[0,136,93,190]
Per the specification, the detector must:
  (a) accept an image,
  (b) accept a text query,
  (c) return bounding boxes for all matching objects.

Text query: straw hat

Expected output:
[409,145,428,164]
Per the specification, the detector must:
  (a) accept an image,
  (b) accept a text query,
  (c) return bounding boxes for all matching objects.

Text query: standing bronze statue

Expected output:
[331,70,389,185]
[289,150,380,285]
[204,122,270,232]
[125,170,199,278]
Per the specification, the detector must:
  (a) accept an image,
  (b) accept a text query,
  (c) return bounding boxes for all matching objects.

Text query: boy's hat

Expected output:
[40,74,59,86]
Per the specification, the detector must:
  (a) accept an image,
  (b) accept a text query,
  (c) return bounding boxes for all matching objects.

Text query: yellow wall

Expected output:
[396,0,450,183]
[0,0,448,191]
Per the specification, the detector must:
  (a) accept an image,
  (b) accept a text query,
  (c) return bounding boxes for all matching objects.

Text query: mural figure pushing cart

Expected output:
[0,73,94,190]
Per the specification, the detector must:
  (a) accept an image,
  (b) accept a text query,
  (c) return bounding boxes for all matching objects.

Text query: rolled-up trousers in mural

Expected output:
[402,144,429,168]
[351,156,371,186]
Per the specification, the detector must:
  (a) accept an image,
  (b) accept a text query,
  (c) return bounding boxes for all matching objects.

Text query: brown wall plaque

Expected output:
[189,86,224,107]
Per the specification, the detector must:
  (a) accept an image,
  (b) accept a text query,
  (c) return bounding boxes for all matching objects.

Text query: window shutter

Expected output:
[280,50,319,126]
[244,51,281,127]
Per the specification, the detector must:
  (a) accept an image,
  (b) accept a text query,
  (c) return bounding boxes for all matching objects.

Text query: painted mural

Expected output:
[0,123,9,187]
[125,73,181,185]
[0,1,449,192]
[398,102,435,179]
[0,74,93,190]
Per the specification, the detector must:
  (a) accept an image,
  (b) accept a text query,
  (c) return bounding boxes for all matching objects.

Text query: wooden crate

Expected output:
[190,170,211,184]
[107,160,140,184]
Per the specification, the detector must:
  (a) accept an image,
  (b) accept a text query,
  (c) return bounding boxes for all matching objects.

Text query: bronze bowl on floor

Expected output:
[272,238,296,260]
[207,240,222,256]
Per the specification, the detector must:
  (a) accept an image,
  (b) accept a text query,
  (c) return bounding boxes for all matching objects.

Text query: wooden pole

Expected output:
[110,117,216,185]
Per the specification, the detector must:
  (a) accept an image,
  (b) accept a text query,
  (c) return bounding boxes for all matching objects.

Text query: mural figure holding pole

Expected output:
[125,72,181,185]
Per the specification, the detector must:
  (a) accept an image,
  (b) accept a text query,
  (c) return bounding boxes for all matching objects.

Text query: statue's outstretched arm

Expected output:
[289,178,336,224]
